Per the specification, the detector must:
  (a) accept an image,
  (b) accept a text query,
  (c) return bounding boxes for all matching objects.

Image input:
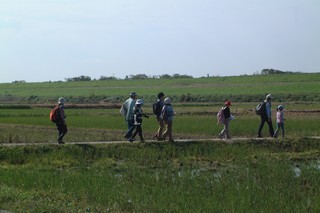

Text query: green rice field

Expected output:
[0,73,320,212]
[1,139,320,212]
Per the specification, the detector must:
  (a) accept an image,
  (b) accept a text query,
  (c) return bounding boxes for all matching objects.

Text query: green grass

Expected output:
[0,139,320,212]
[1,73,320,103]
[0,102,320,144]
[1,74,320,211]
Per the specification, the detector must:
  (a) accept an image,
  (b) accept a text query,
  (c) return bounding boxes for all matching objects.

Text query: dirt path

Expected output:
[1,137,320,147]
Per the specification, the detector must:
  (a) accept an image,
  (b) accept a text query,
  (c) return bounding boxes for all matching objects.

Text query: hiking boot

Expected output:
[57,137,65,144]
[128,138,134,142]
[154,135,163,141]
[140,138,145,143]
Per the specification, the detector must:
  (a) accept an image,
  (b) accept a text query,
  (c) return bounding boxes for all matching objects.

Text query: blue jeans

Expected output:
[124,119,135,139]
[274,122,284,138]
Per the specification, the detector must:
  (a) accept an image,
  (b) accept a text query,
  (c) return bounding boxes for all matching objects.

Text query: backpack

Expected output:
[217,107,226,124]
[120,104,126,116]
[50,106,60,123]
[153,101,162,115]
[160,105,168,121]
[255,101,266,115]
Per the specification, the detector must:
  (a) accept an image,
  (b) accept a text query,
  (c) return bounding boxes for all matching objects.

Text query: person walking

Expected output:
[153,92,165,140]
[257,94,274,138]
[56,97,68,144]
[161,97,176,142]
[128,99,149,142]
[274,105,285,138]
[120,92,137,139]
[218,100,232,139]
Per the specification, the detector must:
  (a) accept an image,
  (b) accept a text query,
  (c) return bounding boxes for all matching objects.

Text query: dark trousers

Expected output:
[131,124,143,140]
[56,123,68,142]
[258,116,274,137]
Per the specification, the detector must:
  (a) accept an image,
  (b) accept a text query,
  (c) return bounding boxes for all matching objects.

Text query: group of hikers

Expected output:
[51,93,285,144]
[120,92,176,143]
[217,93,285,139]
[257,94,285,139]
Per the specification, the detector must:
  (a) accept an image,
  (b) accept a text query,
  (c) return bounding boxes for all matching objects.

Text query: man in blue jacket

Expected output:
[257,94,274,138]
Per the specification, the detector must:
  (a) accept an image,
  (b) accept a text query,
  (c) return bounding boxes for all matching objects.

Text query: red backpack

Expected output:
[50,106,60,123]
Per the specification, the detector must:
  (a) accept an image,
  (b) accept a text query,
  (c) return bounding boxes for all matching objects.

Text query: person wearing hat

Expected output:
[257,94,274,138]
[121,92,138,139]
[128,99,149,142]
[274,105,285,138]
[161,97,176,142]
[56,97,68,144]
[218,100,232,139]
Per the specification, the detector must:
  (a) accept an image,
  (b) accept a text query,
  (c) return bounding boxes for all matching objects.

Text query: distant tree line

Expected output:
[64,70,304,82]
[124,73,193,80]
[15,69,304,83]
[12,80,27,83]
[256,69,302,75]
[65,75,92,82]
[65,74,193,82]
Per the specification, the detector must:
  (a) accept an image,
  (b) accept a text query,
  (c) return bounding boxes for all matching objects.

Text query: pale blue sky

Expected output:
[1,0,319,82]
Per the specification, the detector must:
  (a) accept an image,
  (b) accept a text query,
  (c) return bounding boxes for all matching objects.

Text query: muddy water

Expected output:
[292,160,320,178]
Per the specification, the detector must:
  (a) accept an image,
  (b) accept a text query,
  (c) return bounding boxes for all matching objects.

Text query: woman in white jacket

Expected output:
[120,92,137,139]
